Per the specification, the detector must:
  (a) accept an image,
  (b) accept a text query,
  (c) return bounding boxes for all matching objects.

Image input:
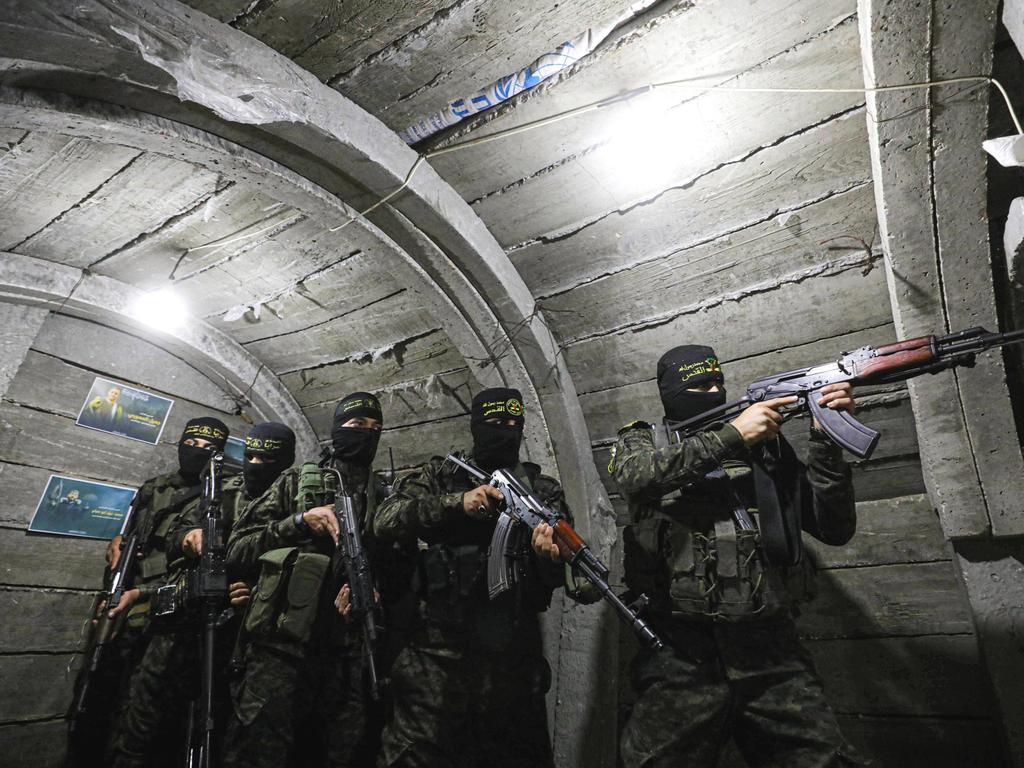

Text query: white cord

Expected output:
[193,76,1021,248]
[183,212,304,255]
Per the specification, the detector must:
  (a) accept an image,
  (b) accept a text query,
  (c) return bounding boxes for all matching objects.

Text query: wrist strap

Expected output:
[293,510,309,533]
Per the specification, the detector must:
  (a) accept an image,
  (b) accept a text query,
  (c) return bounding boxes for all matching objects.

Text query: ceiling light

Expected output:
[129,287,188,332]
[594,96,680,193]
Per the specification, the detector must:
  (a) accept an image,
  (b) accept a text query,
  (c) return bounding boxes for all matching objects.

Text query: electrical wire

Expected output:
[206,75,1023,245]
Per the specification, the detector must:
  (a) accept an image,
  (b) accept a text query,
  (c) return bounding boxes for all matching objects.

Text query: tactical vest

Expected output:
[243,463,369,655]
[417,459,554,629]
[622,426,815,622]
[127,475,203,629]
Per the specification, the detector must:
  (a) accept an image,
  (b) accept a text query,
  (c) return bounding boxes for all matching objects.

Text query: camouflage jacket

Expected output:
[224,462,391,652]
[610,421,855,621]
[131,470,204,600]
[165,473,250,573]
[372,451,593,626]
[225,462,383,579]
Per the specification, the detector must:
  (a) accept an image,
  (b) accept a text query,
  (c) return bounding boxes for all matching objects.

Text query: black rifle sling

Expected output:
[751,438,805,567]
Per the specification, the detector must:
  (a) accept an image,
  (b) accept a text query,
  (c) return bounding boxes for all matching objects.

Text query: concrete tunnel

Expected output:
[2,1,1024,766]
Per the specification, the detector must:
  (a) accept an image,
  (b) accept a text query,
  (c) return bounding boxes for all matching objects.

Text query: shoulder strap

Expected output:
[751,438,805,567]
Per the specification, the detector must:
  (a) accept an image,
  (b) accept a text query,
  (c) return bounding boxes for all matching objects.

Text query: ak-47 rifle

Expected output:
[671,326,1024,459]
[67,494,141,747]
[444,454,664,650]
[321,450,383,700]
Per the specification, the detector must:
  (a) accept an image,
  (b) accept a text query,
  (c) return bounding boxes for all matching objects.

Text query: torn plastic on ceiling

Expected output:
[398,0,661,144]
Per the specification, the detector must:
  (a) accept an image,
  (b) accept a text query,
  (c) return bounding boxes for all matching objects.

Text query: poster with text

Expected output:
[29,474,136,540]
[76,376,174,445]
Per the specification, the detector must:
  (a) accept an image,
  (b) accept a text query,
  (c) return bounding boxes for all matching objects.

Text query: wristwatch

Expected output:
[293,510,310,534]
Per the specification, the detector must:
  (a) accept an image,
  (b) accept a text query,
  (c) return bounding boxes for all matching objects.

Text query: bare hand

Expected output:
[106,535,123,569]
[229,581,251,607]
[304,505,339,545]
[730,396,798,447]
[463,485,504,520]
[182,528,203,558]
[813,382,856,429]
[335,584,352,617]
[107,588,141,621]
[334,584,379,618]
[531,523,562,562]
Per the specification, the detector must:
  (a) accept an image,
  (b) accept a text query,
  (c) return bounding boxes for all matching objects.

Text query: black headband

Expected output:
[180,417,229,450]
[244,422,296,460]
[471,387,525,426]
[333,392,383,427]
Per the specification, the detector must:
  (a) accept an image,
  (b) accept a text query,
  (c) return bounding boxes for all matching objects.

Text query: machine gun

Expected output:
[671,326,1024,459]
[444,454,664,650]
[67,495,141,747]
[183,452,228,768]
[321,450,383,700]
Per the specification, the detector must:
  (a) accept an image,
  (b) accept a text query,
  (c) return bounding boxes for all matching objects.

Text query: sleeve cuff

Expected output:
[272,516,307,544]
[713,422,746,457]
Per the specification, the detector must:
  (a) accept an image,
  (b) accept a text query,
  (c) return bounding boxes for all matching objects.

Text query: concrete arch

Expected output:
[0,0,611,531]
[0,4,617,761]
[0,250,321,455]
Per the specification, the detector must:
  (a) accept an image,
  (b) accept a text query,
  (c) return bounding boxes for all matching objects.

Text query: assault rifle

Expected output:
[321,450,383,700]
[671,326,1024,459]
[186,452,228,768]
[67,495,141,746]
[444,454,664,650]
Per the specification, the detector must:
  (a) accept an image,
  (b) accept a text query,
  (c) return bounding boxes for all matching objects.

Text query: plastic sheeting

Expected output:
[398,0,660,144]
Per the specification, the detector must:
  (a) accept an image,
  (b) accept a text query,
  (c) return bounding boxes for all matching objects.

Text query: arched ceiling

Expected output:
[0,0,918,528]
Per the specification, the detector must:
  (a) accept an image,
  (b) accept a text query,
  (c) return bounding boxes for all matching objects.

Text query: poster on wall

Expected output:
[224,435,245,468]
[76,376,174,445]
[29,474,136,540]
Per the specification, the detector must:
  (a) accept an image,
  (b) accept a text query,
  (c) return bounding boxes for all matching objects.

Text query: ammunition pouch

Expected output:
[419,543,487,625]
[295,462,337,513]
[136,549,168,581]
[243,547,330,653]
[624,501,814,620]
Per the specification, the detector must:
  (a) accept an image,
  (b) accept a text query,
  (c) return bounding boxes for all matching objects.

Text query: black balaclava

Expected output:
[178,417,229,481]
[331,392,383,466]
[657,345,727,423]
[470,387,525,471]
[243,422,296,497]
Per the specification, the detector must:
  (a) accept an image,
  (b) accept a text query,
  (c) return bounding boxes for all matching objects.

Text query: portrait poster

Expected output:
[29,474,136,540]
[76,376,174,445]
[224,435,245,468]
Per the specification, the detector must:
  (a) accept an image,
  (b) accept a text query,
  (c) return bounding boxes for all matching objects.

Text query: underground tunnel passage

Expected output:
[2,1,1024,766]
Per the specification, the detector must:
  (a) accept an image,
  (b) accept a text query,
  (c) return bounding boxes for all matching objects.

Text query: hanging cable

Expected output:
[325,75,1020,233]
[187,75,1020,246]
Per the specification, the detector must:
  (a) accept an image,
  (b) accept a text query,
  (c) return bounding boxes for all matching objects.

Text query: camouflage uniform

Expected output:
[372,452,578,768]
[111,473,250,768]
[221,462,388,768]
[610,421,865,768]
[68,470,204,768]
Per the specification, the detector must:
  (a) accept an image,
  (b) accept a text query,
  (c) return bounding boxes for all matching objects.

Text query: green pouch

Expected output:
[137,550,168,581]
[295,462,336,513]
[276,552,330,645]
[244,547,299,637]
